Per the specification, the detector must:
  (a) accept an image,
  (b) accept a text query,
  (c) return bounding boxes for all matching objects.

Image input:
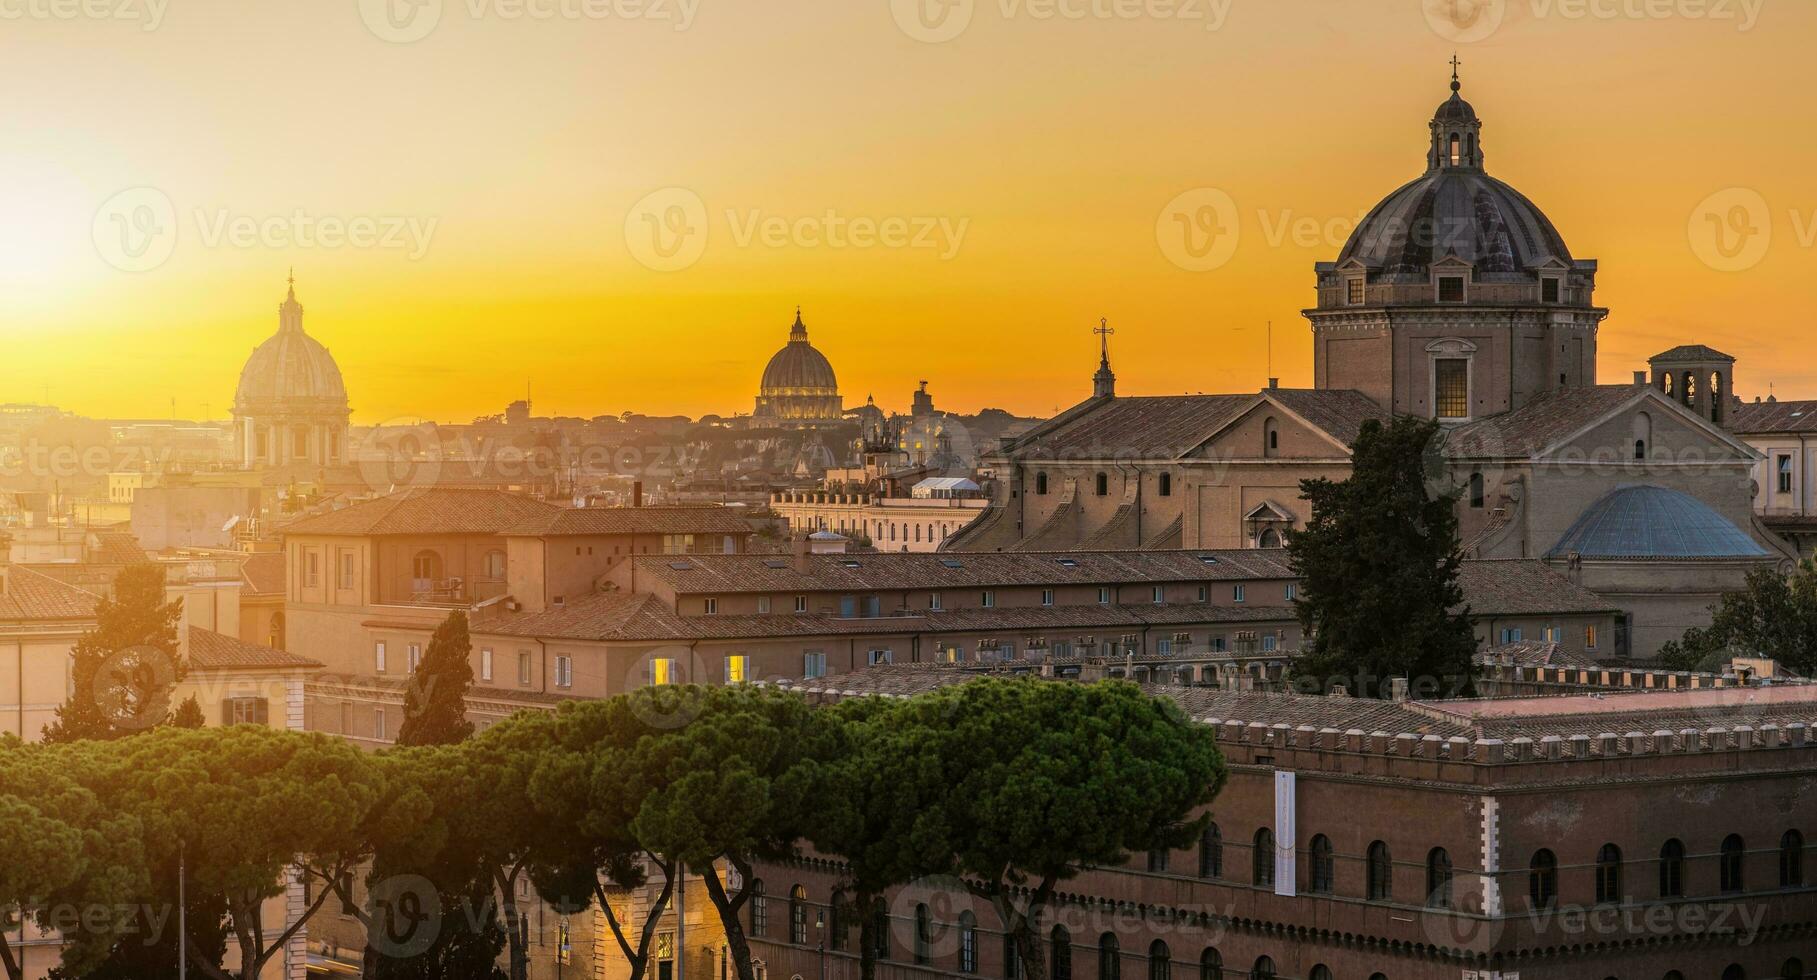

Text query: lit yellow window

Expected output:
[651,658,675,686]
[726,655,749,684]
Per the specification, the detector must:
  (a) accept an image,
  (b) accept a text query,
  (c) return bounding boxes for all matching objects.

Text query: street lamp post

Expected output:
[815,911,826,980]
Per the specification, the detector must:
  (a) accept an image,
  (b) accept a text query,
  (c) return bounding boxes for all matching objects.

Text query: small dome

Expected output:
[1548,486,1769,560]
[760,312,839,393]
[1433,92,1477,124]
[233,285,349,415]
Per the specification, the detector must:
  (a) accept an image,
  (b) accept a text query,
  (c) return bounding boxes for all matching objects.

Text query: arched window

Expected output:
[1722,835,1746,893]
[1263,418,1279,458]
[1147,941,1170,980]
[1448,134,1461,165]
[1095,472,1109,496]
[1159,472,1173,497]
[1529,849,1558,909]
[1782,959,1805,980]
[1634,411,1652,461]
[748,880,767,936]
[411,549,442,586]
[1036,472,1049,495]
[958,911,977,974]
[1722,967,1746,980]
[1781,830,1805,887]
[1250,957,1275,980]
[1367,841,1392,901]
[1258,529,1282,549]
[913,903,931,964]
[1252,828,1275,887]
[873,898,891,961]
[483,549,506,580]
[268,610,286,651]
[1595,844,1623,904]
[1469,471,1485,508]
[1663,372,1674,396]
[1147,847,1169,873]
[1659,838,1685,897]
[1199,823,1223,878]
[1097,933,1120,980]
[1308,835,1334,894]
[828,890,847,951]
[1198,948,1221,980]
[1683,371,1698,408]
[1426,848,1453,909]
[789,886,808,944]
[1309,968,1332,980]
[1712,372,1725,424]
[1050,925,1072,980]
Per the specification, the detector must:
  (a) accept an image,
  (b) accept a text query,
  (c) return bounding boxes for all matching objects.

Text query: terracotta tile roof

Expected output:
[240,552,286,595]
[186,626,323,671]
[0,566,102,621]
[90,530,148,564]
[1442,385,1644,458]
[504,506,753,537]
[1005,395,1253,459]
[1261,389,1389,446]
[1727,399,1817,434]
[1475,639,1602,669]
[281,488,561,537]
[632,549,1296,595]
[1651,344,1735,363]
[1456,560,1617,616]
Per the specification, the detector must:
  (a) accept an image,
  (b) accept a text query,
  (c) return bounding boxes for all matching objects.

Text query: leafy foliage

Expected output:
[1658,552,1817,675]
[1289,416,1477,698]
[43,564,185,742]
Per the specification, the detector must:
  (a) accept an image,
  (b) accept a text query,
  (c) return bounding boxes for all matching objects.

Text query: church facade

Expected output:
[945,71,1791,659]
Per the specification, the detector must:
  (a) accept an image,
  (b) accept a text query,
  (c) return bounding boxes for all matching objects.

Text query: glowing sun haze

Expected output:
[2,0,1813,424]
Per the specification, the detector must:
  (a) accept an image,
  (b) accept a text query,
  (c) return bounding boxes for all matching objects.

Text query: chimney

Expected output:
[1267,377,1280,390]
[792,531,814,576]
[632,481,643,507]
[1633,370,1648,387]
[1388,677,1410,701]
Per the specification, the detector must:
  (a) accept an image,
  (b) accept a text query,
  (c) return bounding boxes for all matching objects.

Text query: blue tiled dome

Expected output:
[1547,486,1769,560]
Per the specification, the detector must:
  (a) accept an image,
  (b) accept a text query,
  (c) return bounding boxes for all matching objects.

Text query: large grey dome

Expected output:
[1337,169,1572,277]
[760,312,839,393]
[233,283,349,415]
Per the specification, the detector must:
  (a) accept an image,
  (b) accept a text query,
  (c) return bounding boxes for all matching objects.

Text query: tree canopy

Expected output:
[1659,551,1817,675]
[1289,416,1478,698]
[42,563,185,742]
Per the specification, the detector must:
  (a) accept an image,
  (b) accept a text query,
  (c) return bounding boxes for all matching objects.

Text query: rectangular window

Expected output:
[1042,589,1055,607]
[726,655,750,684]
[1347,277,1365,305]
[1262,634,1278,653]
[803,651,826,679]
[1098,587,1111,605]
[1151,586,1164,605]
[1196,585,1209,603]
[518,651,532,686]
[650,658,675,686]
[338,552,355,590]
[375,641,387,673]
[1545,625,1562,643]
[1499,627,1524,644]
[1541,277,1561,303]
[794,595,808,613]
[704,597,719,615]
[374,708,387,741]
[1779,455,1794,494]
[1435,358,1469,419]
[306,552,320,588]
[554,655,573,689]
[1585,625,1598,650]
[407,644,422,673]
[1210,635,1226,652]
[756,596,771,614]
[930,592,943,610]
[222,697,269,726]
[1157,639,1172,655]
[981,591,995,608]
[1285,583,1297,601]
[868,649,893,666]
[839,596,857,618]
[1437,275,1466,303]
[481,648,493,682]
[1233,585,1246,603]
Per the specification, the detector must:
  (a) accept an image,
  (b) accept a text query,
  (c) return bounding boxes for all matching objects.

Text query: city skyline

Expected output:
[3,1,1813,425]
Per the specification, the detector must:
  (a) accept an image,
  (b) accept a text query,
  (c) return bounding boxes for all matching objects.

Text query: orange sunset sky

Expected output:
[1,0,1812,425]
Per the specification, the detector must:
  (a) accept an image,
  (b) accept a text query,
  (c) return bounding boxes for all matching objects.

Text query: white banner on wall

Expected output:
[1273,769,1296,897]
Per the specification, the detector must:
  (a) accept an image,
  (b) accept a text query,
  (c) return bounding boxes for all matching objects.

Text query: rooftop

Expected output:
[503,505,753,538]
[187,626,324,672]
[1443,385,1646,459]
[0,566,100,622]
[1547,485,1771,560]
[1727,398,1817,435]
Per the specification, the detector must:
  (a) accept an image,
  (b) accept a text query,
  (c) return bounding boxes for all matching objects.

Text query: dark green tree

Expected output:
[1658,551,1817,675]
[42,564,185,742]
[172,695,206,729]
[396,610,476,747]
[932,680,1224,980]
[1288,416,1477,698]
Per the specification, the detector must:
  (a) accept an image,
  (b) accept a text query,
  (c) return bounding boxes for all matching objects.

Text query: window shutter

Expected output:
[255,698,269,726]
[222,700,234,726]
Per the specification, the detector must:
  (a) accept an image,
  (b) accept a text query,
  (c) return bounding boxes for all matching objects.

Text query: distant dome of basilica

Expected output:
[234,279,349,415]
[752,310,844,427]
[1336,70,1571,280]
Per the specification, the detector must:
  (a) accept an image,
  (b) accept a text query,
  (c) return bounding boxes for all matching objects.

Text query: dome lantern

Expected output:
[1428,56,1484,172]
